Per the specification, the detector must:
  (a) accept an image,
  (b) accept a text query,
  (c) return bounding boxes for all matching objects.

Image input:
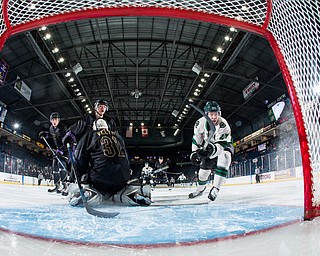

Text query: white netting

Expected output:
[268,1,320,208]
[4,0,267,33]
[0,0,6,36]
[1,0,319,217]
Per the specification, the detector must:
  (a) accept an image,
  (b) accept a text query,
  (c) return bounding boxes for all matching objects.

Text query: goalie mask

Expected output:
[93,118,109,131]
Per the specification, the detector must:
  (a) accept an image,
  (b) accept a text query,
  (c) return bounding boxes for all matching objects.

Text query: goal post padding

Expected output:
[0,0,319,219]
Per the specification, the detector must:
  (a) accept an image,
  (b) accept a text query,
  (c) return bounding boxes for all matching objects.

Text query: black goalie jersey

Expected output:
[74,128,131,195]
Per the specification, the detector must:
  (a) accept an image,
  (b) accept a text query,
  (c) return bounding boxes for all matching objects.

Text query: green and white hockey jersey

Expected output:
[192,116,232,152]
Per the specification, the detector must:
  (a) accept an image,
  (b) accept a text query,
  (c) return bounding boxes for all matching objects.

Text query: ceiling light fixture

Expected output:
[212,56,219,61]
[130,89,142,99]
[52,47,59,53]
[173,128,180,136]
[43,33,51,40]
[217,47,224,53]
[57,57,65,63]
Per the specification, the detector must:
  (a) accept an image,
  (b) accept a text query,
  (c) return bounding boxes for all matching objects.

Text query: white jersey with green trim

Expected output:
[192,116,232,151]
[142,166,154,176]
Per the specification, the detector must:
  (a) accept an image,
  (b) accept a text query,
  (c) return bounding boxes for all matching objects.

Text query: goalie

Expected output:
[66,101,151,207]
[189,101,234,201]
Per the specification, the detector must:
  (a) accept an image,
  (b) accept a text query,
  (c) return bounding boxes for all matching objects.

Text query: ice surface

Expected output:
[0,179,319,256]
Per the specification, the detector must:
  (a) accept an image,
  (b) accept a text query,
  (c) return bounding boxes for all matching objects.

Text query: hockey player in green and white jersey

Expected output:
[189,101,234,201]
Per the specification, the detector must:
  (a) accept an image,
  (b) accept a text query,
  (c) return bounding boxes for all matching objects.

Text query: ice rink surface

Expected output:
[1,179,320,256]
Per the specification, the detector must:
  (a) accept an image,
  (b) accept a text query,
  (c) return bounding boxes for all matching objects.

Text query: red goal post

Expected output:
[0,0,319,220]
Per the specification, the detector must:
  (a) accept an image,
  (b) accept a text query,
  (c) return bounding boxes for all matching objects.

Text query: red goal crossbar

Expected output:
[0,0,318,220]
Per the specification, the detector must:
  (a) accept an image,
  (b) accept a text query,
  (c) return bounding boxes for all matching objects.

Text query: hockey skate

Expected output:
[208,186,219,201]
[60,182,69,196]
[188,187,206,199]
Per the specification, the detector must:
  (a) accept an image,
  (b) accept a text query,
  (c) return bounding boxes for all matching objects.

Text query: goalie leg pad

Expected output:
[140,184,152,199]
[111,185,151,206]
[68,185,103,207]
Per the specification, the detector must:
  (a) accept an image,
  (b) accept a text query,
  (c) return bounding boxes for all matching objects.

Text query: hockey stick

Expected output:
[41,136,68,182]
[67,143,120,218]
[190,104,216,150]
[152,165,169,174]
[42,137,67,171]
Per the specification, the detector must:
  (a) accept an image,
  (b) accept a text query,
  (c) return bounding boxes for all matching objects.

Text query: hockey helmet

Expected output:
[203,101,221,113]
[93,118,109,131]
[50,112,60,121]
[94,99,109,111]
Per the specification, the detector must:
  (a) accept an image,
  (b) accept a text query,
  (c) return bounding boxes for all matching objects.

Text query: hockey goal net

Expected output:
[0,0,319,220]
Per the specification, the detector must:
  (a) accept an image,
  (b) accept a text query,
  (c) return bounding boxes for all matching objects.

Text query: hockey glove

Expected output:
[56,148,64,156]
[62,131,77,148]
[190,151,201,166]
[197,148,209,158]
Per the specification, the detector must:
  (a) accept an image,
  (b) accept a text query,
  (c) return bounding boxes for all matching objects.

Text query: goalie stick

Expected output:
[67,143,120,218]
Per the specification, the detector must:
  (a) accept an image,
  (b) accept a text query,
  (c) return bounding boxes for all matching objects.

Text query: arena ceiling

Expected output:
[0,16,288,156]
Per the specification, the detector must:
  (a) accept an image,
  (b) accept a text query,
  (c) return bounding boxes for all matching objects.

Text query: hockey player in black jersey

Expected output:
[64,99,151,206]
[39,112,69,194]
[62,99,116,145]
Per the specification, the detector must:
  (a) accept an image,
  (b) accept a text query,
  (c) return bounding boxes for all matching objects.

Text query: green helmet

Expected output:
[204,101,221,113]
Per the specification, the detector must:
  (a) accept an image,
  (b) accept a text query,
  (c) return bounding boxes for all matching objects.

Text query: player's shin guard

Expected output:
[189,169,211,199]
